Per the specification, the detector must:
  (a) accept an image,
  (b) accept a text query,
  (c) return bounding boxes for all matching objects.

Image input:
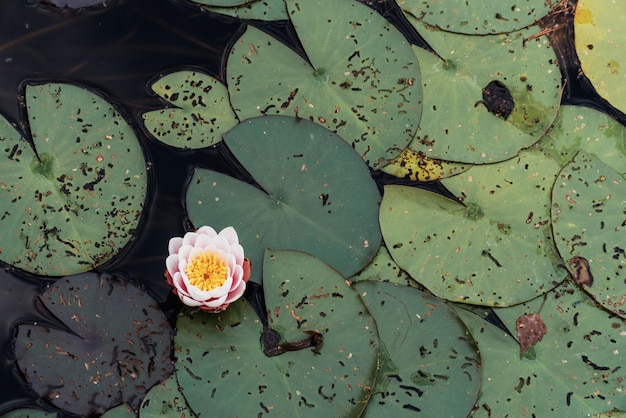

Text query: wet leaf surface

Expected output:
[186,115,381,284]
[0,83,147,276]
[143,70,238,149]
[227,0,422,168]
[455,280,626,416]
[15,273,173,416]
[381,149,566,306]
[356,281,480,417]
[551,151,626,317]
[404,16,562,164]
[174,250,378,417]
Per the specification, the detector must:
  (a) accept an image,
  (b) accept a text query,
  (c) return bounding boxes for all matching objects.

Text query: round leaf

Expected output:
[551,151,626,317]
[174,250,378,417]
[575,0,626,114]
[455,280,626,416]
[15,273,173,416]
[227,0,422,168]
[0,83,147,275]
[139,376,196,418]
[143,70,238,149]
[186,115,382,283]
[400,0,556,34]
[538,105,626,173]
[381,149,566,306]
[196,0,288,21]
[356,281,481,417]
[405,16,562,164]
[350,245,416,287]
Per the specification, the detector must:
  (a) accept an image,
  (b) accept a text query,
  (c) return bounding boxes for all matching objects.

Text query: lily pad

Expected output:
[380,149,566,306]
[174,250,378,417]
[575,0,626,114]
[454,280,626,416]
[227,0,422,168]
[0,410,55,418]
[400,0,557,34]
[551,151,626,317]
[143,70,238,149]
[139,376,195,418]
[538,105,626,173]
[14,273,173,416]
[380,148,471,181]
[185,115,382,284]
[404,16,562,164]
[351,245,416,287]
[0,82,147,275]
[195,0,288,21]
[356,281,481,417]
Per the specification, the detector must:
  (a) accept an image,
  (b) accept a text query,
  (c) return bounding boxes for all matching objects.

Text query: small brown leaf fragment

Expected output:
[569,256,593,286]
[516,313,547,359]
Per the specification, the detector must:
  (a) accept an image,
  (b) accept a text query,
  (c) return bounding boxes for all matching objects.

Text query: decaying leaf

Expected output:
[569,256,594,287]
[516,313,547,359]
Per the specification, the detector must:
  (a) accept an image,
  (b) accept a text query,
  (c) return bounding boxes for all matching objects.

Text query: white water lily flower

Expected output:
[165,226,250,313]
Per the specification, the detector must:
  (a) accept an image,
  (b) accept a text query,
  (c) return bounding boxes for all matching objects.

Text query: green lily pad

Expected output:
[355,281,481,417]
[454,280,626,416]
[186,115,382,284]
[380,149,566,306]
[400,0,556,34]
[140,376,196,418]
[350,245,416,287]
[0,82,147,275]
[196,0,288,20]
[143,70,238,149]
[174,250,379,417]
[538,105,626,173]
[227,0,422,168]
[15,273,173,416]
[405,16,562,164]
[100,403,135,418]
[187,0,249,6]
[575,0,626,114]
[551,151,626,317]
[0,410,55,418]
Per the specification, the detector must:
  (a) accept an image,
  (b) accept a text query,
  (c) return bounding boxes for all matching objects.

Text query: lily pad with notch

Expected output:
[227,0,422,168]
[404,15,562,164]
[454,280,626,416]
[14,273,173,417]
[0,82,147,276]
[185,115,382,284]
[190,0,288,21]
[380,149,566,306]
[174,249,379,417]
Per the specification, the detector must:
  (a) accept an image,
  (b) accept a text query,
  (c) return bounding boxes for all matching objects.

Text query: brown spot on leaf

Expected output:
[569,256,593,286]
[516,313,547,359]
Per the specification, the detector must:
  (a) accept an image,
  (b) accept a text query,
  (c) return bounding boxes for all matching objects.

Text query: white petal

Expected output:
[179,294,203,307]
[196,225,218,238]
[201,293,228,308]
[182,231,199,246]
[229,243,245,266]
[166,254,180,275]
[168,237,183,255]
[178,244,193,261]
[224,279,246,304]
[219,226,239,246]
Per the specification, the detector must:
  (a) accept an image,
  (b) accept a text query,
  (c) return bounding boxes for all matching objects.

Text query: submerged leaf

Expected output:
[15,273,173,416]
[516,313,547,359]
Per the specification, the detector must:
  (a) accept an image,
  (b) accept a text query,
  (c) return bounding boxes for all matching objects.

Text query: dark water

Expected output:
[0,0,622,415]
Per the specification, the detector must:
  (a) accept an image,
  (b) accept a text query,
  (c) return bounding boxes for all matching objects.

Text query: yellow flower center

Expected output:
[185,251,228,291]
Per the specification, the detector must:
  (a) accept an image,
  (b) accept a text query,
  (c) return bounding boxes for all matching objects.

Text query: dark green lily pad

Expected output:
[100,403,135,418]
[381,149,566,306]
[0,82,147,275]
[538,105,626,172]
[400,0,556,34]
[350,245,416,287]
[15,273,173,416]
[551,151,626,317]
[0,410,55,418]
[454,280,626,416]
[139,376,195,418]
[404,16,562,164]
[143,70,238,149]
[186,115,381,284]
[356,281,481,417]
[174,250,378,417]
[227,0,422,168]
